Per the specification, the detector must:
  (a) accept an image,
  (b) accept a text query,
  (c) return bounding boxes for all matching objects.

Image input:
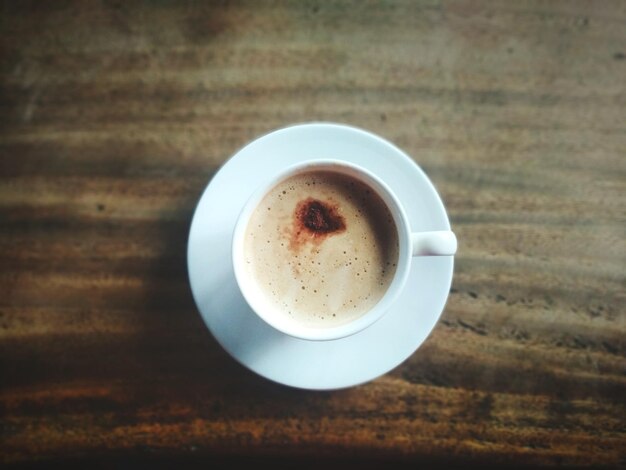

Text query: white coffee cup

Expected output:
[232,159,456,342]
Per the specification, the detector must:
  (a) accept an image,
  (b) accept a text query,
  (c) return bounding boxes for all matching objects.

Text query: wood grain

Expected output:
[1,1,625,467]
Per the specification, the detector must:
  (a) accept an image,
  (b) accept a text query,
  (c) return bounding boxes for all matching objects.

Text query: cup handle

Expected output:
[411,231,457,256]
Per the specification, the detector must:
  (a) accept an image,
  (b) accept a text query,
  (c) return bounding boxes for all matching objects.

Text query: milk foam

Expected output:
[244,171,399,329]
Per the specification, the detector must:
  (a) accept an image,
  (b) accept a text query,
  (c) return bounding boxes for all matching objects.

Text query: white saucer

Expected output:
[187,123,454,390]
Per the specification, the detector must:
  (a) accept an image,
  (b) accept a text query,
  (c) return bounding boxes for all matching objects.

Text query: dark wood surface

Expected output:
[1,1,625,467]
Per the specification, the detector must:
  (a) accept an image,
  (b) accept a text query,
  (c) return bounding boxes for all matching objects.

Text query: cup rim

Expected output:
[232,158,412,341]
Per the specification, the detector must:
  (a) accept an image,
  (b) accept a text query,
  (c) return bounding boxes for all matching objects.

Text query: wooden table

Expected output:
[1,1,624,467]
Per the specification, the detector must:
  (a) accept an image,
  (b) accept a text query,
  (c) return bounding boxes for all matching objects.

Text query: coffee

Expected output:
[243,170,399,329]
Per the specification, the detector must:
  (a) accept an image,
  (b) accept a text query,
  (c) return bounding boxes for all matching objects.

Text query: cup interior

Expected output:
[232,159,412,341]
